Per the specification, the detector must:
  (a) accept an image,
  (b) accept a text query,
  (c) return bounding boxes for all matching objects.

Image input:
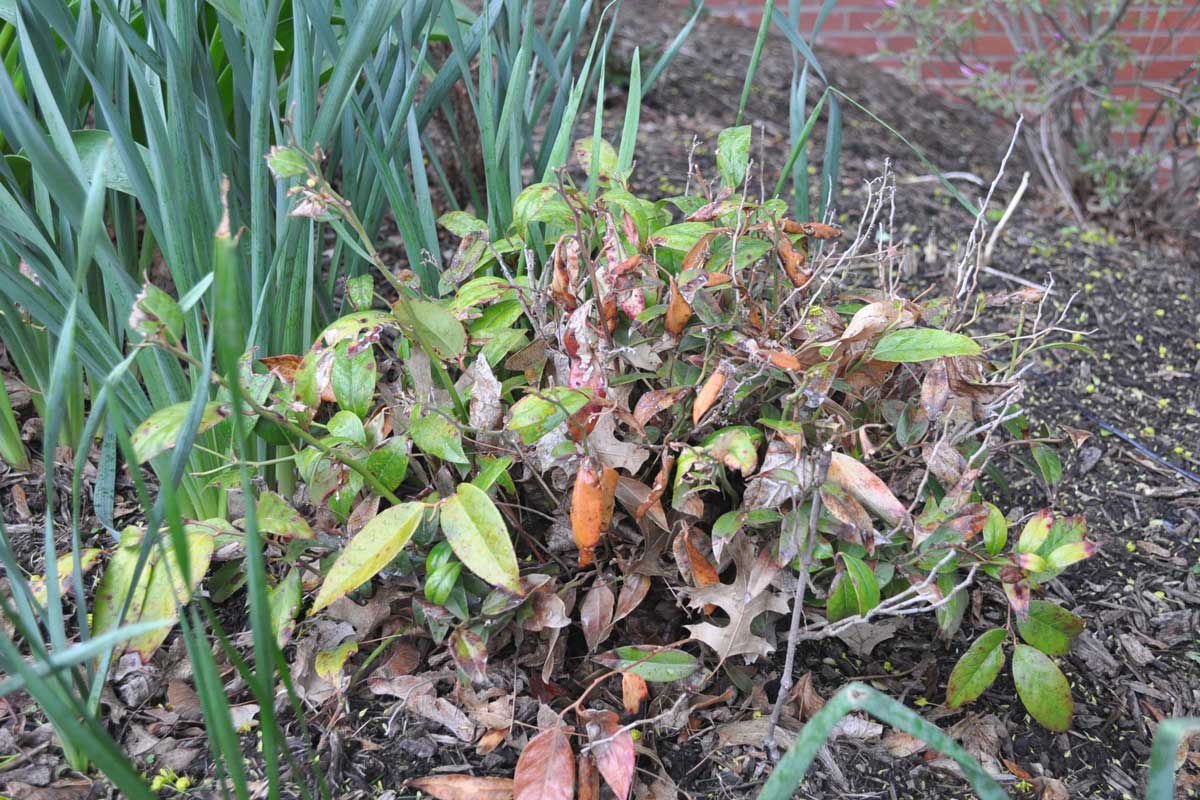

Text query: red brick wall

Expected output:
[697,1,1200,147]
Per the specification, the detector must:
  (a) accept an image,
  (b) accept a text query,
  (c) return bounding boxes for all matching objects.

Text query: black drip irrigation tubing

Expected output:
[1028,371,1200,486]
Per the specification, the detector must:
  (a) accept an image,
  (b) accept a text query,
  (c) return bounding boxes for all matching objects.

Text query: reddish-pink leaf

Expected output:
[827,453,910,529]
[514,724,575,800]
[582,709,635,800]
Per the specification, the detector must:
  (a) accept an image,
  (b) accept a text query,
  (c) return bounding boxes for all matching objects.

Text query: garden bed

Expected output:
[1,5,1197,800]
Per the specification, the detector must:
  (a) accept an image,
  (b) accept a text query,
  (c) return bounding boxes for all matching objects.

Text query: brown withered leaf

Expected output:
[882,729,926,758]
[777,231,811,289]
[577,753,601,800]
[582,709,635,800]
[692,365,727,425]
[685,535,790,661]
[637,452,675,526]
[261,354,303,383]
[589,413,650,475]
[921,441,968,486]
[819,482,877,553]
[835,300,919,344]
[614,476,668,533]
[613,573,650,623]
[921,359,951,421]
[788,672,825,720]
[827,453,910,529]
[634,387,689,427]
[580,581,615,652]
[946,356,1014,406]
[407,775,514,800]
[514,723,575,800]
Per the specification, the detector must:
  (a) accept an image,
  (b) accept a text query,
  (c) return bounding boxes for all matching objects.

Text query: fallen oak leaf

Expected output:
[685,535,790,661]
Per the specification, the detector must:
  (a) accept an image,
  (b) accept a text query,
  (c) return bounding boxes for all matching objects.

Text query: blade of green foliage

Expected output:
[311,503,424,613]
[945,627,1007,709]
[759,683,1008,800]
[440,483,521,593]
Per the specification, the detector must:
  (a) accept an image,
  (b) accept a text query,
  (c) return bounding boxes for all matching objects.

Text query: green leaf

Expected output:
[1017,600,1085,657]
[935,573,968,640]
[702,426,763,474]
[573,136,618,180]
[410,412,468,464]
[651,222,714,251]
[132,401,227,464]
[472,455,513,492]
[982,503,1008,556]
[511,182,573,233]
[265,146,308,179]
[438,210,489,237]
[594,647,700,682]
[506,388,589,444]
[945,628,1007,709]
[311,503,424,613]
[393,299,466,360]
[327,410,366,444]
[331,341,377,419]
[366,438,410,493]
[844,553,880,611]
[256,490,314,540]
[871,329,982,362]
[131,283,184,344]
[1017,510,1054,553]
[346,275,375,311]
[439,484,521,593]
[1012,644,1073,731]
[127,532,215,659]
[717,125,753,188]
[1045,541,1096,572]
[1031,443,1063,487]
[268,570,302,648]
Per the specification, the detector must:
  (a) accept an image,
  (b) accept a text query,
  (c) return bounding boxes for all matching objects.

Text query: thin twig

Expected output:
[764,443,832,759]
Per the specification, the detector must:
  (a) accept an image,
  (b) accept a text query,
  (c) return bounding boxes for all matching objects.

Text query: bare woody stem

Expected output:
[764,442,833,758]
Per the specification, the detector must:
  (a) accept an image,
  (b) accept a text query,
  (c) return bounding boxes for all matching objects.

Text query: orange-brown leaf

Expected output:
[622,672,649,715]
[684,530,720,589]
[599,466,618,531]
[408,774,514,800]
[572,461,604,567]
[765,349,804,371]
[781,220,843,239]
[664,277,693,337]
[682,230,720,272]
[692,366,727,425]
[634,387,688,427]
[637,452,675,523]
[777,234,811,288]
[261,354,303,383]
[827,453,910,529]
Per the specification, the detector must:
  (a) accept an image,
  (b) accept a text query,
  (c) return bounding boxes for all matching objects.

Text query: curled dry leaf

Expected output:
[571,459,617,566]
[614,476,668,533]
[780,219,843,238]
[827,453,910,529]
[692,365,727,424]
[407,775,514,800]
[582,709,635,800]
[622,672,649,714]
[634,387,689,427]
[777,230,811,289]
[664,277,692,337]
[514,723,575,800]
[577,753,601,800]
[613,573,650,623]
